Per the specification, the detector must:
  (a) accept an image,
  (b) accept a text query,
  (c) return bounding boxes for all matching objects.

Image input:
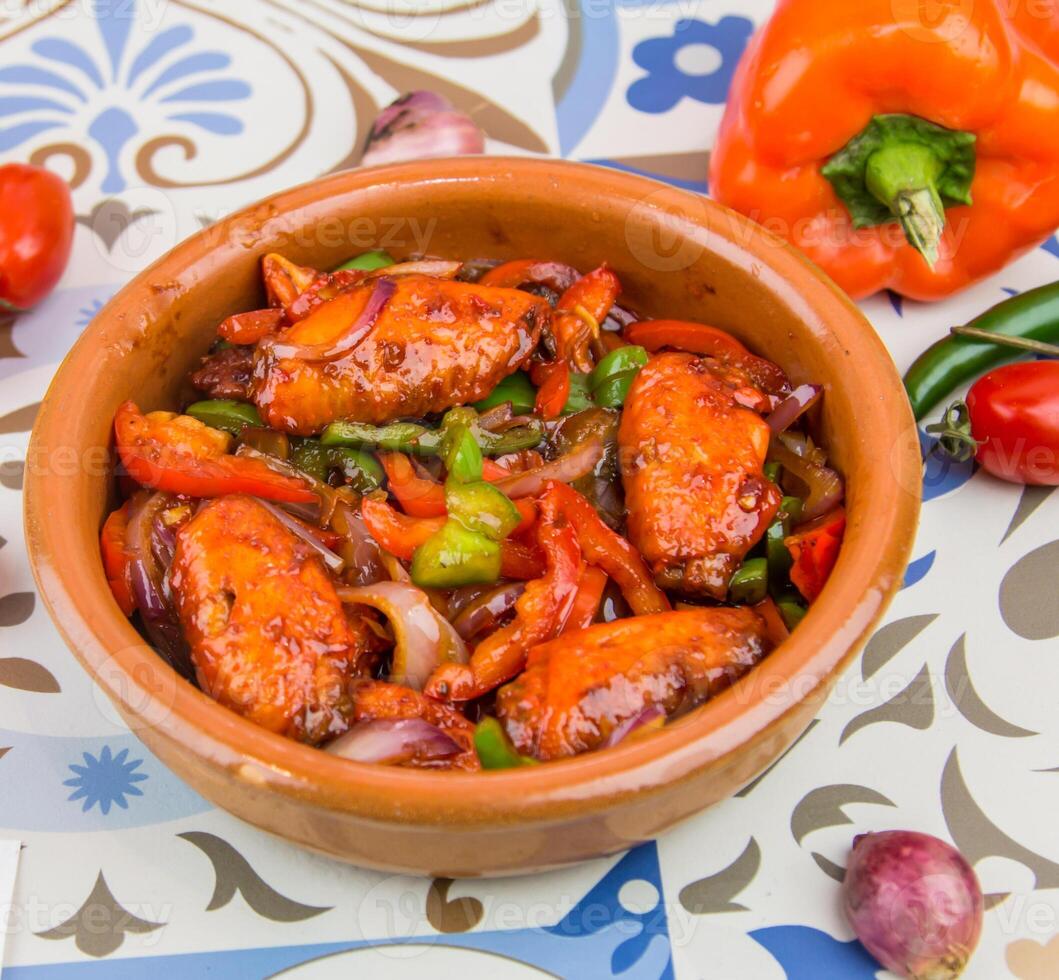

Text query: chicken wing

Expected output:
[496,607,769,760]
[170,495,383,743]
[618,352,781,599]
[251,274,550,434]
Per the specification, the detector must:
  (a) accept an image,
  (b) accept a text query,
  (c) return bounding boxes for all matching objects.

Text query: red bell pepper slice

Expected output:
[785,507,846,602]
[114,401,316,503]
[100,503,136,616]
[561,566,608,634]
[479,259,580,293]
[554,264,621,371]
[534,361,570,420]
[217,308,285,345]
[624,319,749,359]
[546,482,671,616]
[360,497,543,579]
[424,485,582,701]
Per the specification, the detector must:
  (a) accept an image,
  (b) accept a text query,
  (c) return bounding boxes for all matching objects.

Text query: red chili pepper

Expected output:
[554,265,621,371]
[217,308,285,345]
[0,163,74,312]
[785,507,846,602]
[115,401,316,503]
[561,566,608,634]
[534,361,571,420]
[100,503,136,616]
[424,485,582,701]
[624,320,749,359]
[360,496,543,578]
[547,482,671,616]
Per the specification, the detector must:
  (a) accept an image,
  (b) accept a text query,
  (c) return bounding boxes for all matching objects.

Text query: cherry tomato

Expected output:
[967,361,1059,486]
[0,163,74,312]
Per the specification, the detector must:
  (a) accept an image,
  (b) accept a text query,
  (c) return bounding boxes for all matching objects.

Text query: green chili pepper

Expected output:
[778,597,808,631]
[444,424,483,484]
[446,480,521,540]
[321,420,443,456]
[903,280,1059,420]
[562,372,595,415]
[728,557,768,605]
[766,496,804,587]
[186,399,262,435]
[474,717,537,770]
[474,371,537,414]
[410,521,501,589]
[327,446,383,493]
[291,438,382,491]
[588,345,649,408]
[334,249,395,272]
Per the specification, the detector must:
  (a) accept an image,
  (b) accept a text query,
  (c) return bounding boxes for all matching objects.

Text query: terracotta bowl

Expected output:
[25,158,920,876]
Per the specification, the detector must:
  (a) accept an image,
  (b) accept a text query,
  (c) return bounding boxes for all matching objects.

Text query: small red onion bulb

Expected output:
[361,91,485,167]
[844,831,983,979]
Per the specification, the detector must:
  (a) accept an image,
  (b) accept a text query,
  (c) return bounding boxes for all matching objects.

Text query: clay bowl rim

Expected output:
[25,157,921,828]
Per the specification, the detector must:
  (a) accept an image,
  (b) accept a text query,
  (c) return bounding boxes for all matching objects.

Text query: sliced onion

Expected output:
[477,402,514,431]
[365,259,463,280]
[605,705,666,748]
[264,276,397,362]
[324,719,461,764]
[767,383,823,433]
[379,549,411,583]
[255,498,345,573]
[493,436,605,499]
[769,439,844,522]
[451,582,526,641]
[330,497,386,585]
[336,581,468,690]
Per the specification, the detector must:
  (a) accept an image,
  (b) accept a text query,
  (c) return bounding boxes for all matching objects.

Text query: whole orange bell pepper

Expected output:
[710,0,1059,301]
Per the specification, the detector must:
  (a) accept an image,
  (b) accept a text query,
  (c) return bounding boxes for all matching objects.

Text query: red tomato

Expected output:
[967,361,1059,486]
[0,163,74,312]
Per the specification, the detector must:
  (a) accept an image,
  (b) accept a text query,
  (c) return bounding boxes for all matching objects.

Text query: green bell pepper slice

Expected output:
[321,420,443,456]
[474,717,538,770]
[588,345,649,408]
[186,399,263,436]
[474,371,537,415]
[410,520,501,589]
[728,556,768,605]
[778,597,808,631]
[444,423,483,484]
[562,372,595,415]
[328,446,384,493]
[446,480,521,540]
[333,249,395,272]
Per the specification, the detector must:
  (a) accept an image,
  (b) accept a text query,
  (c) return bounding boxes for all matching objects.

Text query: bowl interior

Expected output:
[25,158,920,831]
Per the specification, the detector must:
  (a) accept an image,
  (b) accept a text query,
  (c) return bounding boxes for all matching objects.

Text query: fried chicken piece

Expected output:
[251,274,550,435]
[170,495,383,743]
[496,607,769,760]
[618,352,781,599]
[189,346,254,401]
[349,680,480,771]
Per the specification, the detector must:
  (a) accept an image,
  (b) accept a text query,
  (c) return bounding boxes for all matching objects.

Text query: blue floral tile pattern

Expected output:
[627,17,753,113]
[63,746,147,815]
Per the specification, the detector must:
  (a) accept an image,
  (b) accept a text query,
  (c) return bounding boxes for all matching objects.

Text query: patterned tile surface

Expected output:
[0,2,1056,977]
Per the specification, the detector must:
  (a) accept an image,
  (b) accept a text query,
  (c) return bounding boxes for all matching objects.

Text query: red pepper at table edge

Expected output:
[114,401,317,503]
[0,163,74,312]
[785,508,846,603]
[709,0,1059,301]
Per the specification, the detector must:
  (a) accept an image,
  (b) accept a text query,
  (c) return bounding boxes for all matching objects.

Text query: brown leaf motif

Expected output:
[425,878,484,933]
[944,635,1036,738]
[178,831,332,921]
[1001,485,1055,544]
[0,592,35,627]
[36,872,163,958]
[941,749,1059,892]
[76,199,160,253]
[861,614,938,680]
[0,657,60,694]
[791,784,896,846]
[999,540,1059,641]
[679,838,760,914]
[840,662,935,744]
[0,403,40,435]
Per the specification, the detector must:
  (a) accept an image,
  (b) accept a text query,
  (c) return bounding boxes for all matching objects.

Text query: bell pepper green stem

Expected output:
[864,143,946,267]
[334,249,395,272]
[903,280,1059,420]
[474,717,537,769]
[186,399,262,435]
